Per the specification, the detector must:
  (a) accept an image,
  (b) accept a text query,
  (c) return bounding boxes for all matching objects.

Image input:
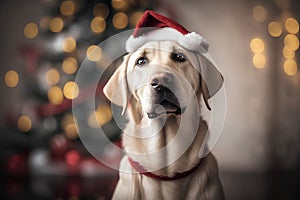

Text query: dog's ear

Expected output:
[200,77,211,110]
[103,54,131,115]
[194,52,224,111]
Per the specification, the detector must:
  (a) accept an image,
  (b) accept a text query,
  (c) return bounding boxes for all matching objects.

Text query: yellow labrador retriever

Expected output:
[104,40,225,199]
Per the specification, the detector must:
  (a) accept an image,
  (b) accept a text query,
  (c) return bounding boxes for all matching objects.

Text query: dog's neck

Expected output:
[123,107,208,177]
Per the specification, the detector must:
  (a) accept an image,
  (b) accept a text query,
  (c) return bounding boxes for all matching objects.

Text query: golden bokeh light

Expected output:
[112,0,129,11]
[97,104,113,117]
[283,59,297,76]
[17,115,32,132]
[45,68,60,86]
[285,18,299,34]
[61,114,73,129]
[61,114,78,139]
[60,0,75,16]
[252,54,266,69]
[24,22,39,39]
[268,21,282,37]
[4,70,19,88]
[63,81,79,99]
[282,46,295,59]
[63,37,76,53]
[88,112,100,128]
[62,57,78,74]
[90,17,106,33]
[130,12,143,27]
[65,123,78,139]
[88,104,112,128]
[48,86,64,105]
[250,38,265,54]
[252,5,267,22]
[93,3,109,18]
[112,12,128,29]
[284,34,299,51]
[86,45,102,62]
[49,17,64,33]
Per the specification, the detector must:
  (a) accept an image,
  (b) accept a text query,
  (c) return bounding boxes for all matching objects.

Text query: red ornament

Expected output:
[65,150,80,166]
[5,153,28,175]
[50,134,68,160]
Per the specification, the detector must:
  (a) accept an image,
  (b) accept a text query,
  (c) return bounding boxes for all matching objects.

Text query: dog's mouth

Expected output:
[147,99,186,119]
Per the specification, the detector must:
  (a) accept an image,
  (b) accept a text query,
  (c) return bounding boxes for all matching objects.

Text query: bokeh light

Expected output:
[284,34,299,51]
[283,59,297,76]
[250,38,265,54]
[63,37,76,53]
[61,114,78,139]
[60,0,75,16]
[112,12,128,29]
[49,17,64,33]
[45,68,60,86]
[252,54,266,69]
[97,104,112,125]
[24,22,39,39]
[88,112,101,128]
[17,115,32,132]
[62,57,78,74]
[65,123,78,139]
[268,21,282,37]
[61,114,74,129]
[86,45,102,62]
[282,46,295,59]
[88,104,112,128]
[90,17,106,33]
[252,5,267,22]
[112,0,129,11]
[4,70,19,88]
[285,18,299,34]
[130,12,143,27]
[65,150,80,166]
[47,86,64,105]
[93,3,109,19]
[63,81,79,99]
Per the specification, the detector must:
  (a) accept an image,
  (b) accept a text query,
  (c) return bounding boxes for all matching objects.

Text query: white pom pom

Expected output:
[126,35,147,52]
[179,32,209,52]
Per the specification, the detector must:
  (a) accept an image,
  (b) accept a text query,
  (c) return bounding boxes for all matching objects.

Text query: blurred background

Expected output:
[0,0,300,199]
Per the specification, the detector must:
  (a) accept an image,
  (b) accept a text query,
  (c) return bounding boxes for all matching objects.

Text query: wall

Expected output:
[0,0,46,120]
[160,0,300,172]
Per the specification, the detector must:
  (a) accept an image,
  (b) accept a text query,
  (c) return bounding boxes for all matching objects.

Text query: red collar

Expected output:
[128,157,203,181]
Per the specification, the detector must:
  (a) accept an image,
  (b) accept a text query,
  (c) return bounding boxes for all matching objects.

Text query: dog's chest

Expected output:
[138,178,182,199]
[138,173,206,200]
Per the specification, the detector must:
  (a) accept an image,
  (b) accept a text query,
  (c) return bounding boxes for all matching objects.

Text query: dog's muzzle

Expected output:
[147,71,186,119]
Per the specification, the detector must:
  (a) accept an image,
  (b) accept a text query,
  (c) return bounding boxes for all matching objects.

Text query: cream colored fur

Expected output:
[104,41,225,200]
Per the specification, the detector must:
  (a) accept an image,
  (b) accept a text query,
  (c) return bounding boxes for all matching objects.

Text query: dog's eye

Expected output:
[136,57,147,67]
[172,52,186,62]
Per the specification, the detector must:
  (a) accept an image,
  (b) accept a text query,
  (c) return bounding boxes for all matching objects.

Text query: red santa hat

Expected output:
[126,10,224,98]
[126,10,209,52]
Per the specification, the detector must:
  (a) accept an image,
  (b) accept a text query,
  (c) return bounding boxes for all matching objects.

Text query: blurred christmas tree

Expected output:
[1,0,153,179]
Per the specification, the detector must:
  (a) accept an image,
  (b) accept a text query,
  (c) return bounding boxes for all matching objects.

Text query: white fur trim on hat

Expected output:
[125,27,209,53]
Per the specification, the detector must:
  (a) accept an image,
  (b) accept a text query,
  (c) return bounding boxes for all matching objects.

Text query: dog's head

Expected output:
[104,40,222,124]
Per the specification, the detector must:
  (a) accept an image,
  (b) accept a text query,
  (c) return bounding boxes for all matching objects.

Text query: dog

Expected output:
[103,40,225,199]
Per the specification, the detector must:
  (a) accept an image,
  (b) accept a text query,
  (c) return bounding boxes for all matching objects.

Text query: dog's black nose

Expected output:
[150,71,174,91]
